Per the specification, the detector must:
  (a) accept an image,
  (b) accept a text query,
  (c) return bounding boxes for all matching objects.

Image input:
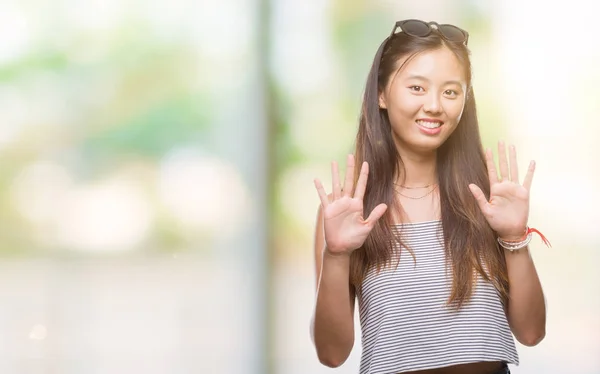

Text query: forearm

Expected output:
[311,250,355,367]
[505,246,546,346]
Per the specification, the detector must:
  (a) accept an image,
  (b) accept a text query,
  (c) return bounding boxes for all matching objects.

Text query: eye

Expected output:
[444,89,459,98]
[409,86,425,92]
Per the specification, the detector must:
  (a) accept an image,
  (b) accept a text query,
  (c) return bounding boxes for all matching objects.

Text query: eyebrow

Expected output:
[406,74,464,87]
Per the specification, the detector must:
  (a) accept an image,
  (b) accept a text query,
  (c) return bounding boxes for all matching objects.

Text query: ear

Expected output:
[378,92,387,109]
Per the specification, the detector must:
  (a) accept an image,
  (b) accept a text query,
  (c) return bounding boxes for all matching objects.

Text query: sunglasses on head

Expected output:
[390,19,469,45]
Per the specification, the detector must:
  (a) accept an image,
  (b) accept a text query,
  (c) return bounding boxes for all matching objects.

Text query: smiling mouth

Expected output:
[416,120,443,129]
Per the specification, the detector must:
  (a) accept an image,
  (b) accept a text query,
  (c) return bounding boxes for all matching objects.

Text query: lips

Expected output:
[416,119,444,129]
[415,119,444,136]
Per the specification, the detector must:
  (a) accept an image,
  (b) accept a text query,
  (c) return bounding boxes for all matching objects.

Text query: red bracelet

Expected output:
[500,227,552,248]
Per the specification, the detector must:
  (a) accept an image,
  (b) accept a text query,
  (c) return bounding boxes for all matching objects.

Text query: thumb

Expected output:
[365,203,388,226]
[468,184,489,214]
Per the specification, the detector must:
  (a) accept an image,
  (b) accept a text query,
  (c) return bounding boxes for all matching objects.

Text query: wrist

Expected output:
[504,245,530,255]
[497,227,528,242]
[499,234,526,242]
[498,226,553,251]
[323,246,352,259]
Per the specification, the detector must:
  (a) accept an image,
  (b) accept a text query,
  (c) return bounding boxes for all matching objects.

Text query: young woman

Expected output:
[310,20,548,374]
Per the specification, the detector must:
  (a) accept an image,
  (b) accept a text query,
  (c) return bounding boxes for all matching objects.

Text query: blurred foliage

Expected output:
[0,13,214,256]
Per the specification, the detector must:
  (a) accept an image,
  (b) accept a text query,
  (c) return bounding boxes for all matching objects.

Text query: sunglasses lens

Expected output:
[439,25,466,42]
[401,20,430,37]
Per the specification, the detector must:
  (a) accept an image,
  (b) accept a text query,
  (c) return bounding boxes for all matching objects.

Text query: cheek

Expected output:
[389,90,422,116]
[444,100,465,123]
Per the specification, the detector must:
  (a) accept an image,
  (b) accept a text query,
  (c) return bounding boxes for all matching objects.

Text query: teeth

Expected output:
[417,120,442,129]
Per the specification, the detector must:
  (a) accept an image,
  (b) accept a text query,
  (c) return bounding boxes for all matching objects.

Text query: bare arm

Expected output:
[505,246,546,346]
[310,156,387,367]
[310,204,356,367]
[469,142,547,346]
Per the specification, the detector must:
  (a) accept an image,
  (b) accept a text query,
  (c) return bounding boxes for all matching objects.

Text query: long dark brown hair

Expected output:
[351,30,508,310]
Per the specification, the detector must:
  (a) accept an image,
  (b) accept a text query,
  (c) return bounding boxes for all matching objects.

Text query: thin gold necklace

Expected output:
[393,181,437,189]
[395,184,438,200]
[396,184,434,189]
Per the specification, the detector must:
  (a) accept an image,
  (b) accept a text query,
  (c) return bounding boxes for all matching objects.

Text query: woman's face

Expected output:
[379,46,468,156]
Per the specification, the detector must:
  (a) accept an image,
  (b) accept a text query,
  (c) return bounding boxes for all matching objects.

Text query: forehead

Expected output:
[395,47,466,83]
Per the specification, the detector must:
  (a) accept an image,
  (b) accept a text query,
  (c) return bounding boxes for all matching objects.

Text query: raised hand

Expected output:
[314,154,388,255]
[468,141,534,241]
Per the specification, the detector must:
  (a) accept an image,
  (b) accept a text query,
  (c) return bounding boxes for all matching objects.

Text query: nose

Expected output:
[423,93,442,115]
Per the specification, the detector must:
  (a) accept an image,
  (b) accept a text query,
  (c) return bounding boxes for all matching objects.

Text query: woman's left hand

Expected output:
[469,141,535,241]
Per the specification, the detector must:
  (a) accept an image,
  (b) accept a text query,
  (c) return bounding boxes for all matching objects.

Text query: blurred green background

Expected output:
[0,0,598,373]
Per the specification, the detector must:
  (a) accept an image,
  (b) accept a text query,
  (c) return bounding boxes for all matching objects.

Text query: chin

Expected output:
[399,141,443,156]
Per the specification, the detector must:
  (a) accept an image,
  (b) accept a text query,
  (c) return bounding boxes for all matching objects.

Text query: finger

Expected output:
[468,184,489,215]
[522,160,536,191]
[353,162,369,200]
[331,161,342,199]
[342,154,355,197]
[314,178,329,207]
[498,141,509,181]
[509,144,519,183]
[485,148,499,185]
[365,203,388,226]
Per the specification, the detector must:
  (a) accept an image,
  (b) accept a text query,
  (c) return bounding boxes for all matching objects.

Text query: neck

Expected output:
[395,149,438,187]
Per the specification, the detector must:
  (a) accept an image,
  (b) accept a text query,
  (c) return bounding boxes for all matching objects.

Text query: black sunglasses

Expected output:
[390,19,469,45]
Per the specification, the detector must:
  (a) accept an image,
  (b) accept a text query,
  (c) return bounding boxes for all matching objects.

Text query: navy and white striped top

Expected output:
[356,220,518,373]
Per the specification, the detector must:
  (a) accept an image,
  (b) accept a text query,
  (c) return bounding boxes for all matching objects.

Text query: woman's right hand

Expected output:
[314,154,388,256]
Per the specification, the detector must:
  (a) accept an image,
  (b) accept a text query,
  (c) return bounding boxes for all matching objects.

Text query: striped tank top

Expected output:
[356,220,518,373]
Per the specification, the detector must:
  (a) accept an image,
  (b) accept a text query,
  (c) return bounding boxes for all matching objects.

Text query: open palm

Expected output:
[469,142,534,241]
[314,155,387,255]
